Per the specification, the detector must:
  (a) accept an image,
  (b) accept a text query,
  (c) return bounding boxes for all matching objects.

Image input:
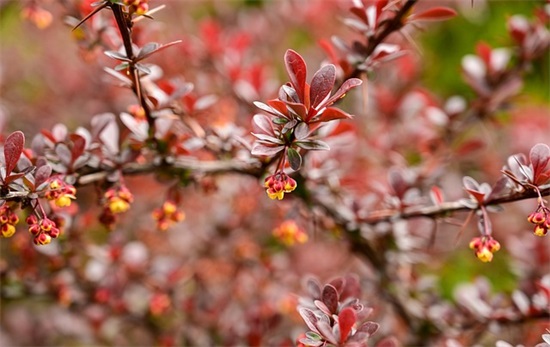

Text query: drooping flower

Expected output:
[0,204,19,238]
[27,215,61,245]
[45,178,77,208]
[104,186,134,214]
[273,220,308,246]
[469,236,501,262]
[264,173,297,200]
[152,201,185,231]
[527,205,549,237]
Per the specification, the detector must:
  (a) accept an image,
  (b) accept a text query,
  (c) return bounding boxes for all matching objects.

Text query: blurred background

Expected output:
[0,0,549,346]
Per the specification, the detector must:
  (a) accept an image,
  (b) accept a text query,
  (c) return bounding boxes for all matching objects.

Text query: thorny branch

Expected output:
[110,3,155,134]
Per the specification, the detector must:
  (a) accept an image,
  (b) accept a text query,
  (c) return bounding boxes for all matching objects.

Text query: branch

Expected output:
[110,3,155,134]
[75,157,264,186]
[365,0,417,56]
[358,183,550,225]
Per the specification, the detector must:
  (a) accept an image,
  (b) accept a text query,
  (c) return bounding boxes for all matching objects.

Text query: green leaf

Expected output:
[272,117,288,125]
[295,140,330,151]
[287,147,302,171]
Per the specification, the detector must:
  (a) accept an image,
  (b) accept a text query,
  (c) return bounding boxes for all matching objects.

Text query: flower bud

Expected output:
[1,223,16,238]
[34,233,52,245]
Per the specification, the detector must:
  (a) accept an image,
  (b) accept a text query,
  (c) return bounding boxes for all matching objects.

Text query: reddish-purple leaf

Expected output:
[374,336,398,347]
[251,133,284,145]
[306,278,322,299]
[254,101,286,118]
[4,172,26,185]
[266,100,290,118]
[329,277,345,296]
[284,49,307,102]
[34,164,52,189]
[310,65,336,109]
[252,114,274,135]
[340,274,361,300]
[388,168,408,198]
[530,143,550,184]
[485,177,511,202]
[325,78,362,107]
[251,143,285,156]
[282,85,301,103]
[462,176,480,191]
[3,131,25,177]
[285,101,308,120]
[465,188,486,204]
[136,40,182,62]
[411,7,457,22]
[69,134,86,163]
[313,107,353,123]
[298,307,319,333]
[338,307,356,343]
[56,144,72,167]
[322,284,339,314]
[357,321,379,336]
[313,300,332,316]
[315,320,338,345]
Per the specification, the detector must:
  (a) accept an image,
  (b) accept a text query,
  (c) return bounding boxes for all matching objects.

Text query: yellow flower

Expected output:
[476,247,494,263]
[273,220,308,246]
[55,194,75,208]
[108,197,131,214]
[1,224,16,238]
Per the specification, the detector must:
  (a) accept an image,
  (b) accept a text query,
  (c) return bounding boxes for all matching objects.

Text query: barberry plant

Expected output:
[1,0,549,346]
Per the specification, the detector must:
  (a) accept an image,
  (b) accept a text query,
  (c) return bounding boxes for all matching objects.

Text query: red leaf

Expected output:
[325,78,362,107]
[3,131,25,177]
[338,307,356,343]
[310,65,336,109]
[313,107,353,123]
[476,42,492,67]
[34,164,52,189]
[322,284,339,314]
[349,6,368,23]
[69,134,86,162]
[430,186,445,205]
[411,7,457,22]
[284,49,307,102]
[340,274,361,300]
[465,188,486,204]
[530,143,550,185]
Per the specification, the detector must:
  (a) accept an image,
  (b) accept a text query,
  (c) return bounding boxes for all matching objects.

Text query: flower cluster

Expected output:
[44,178,76,208]
[264,172,297,200]
[0,204,19,238]
[105,186,134,214]
[21,4,53,29]
[100,186,134,229]
[27,215,60,245]
[123,0,149,16]
[527,204,550,237]
[272,220,307,246]
[469,236,501,262]
[152,201,185,231]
